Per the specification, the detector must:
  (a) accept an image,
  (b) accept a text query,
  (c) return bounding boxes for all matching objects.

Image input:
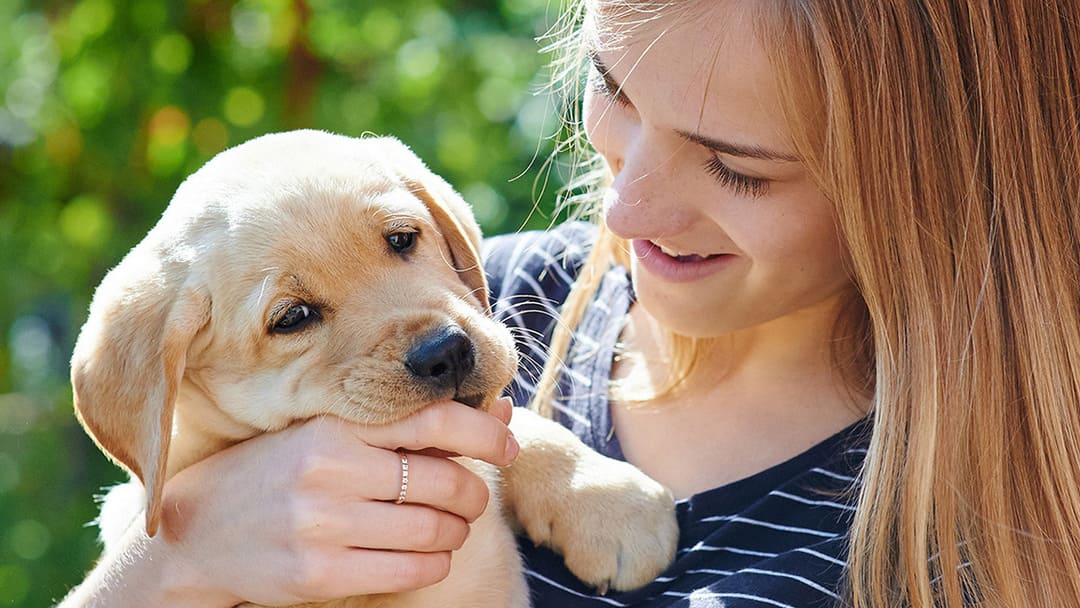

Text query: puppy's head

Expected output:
[71,130,516,536]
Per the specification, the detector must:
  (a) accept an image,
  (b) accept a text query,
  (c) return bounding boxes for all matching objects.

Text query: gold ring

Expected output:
[395,450,409,504]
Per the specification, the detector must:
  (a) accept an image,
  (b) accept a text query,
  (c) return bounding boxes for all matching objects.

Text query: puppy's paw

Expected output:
[517,454,678,593]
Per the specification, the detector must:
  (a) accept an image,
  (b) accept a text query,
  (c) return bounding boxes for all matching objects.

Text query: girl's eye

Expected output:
[588,65,632,108]
[386,230,417,253]
[272,303,319,334]
[704,156,770,198]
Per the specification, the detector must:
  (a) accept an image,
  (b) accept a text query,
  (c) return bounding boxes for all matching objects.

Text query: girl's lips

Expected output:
[631,239,735,283]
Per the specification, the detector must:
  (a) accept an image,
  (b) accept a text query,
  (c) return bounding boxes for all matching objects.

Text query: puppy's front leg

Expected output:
[501,408,678,593]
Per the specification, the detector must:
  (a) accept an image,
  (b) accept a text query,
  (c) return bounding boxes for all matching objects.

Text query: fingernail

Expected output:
[497,396,514,421]
[504,432,520,461]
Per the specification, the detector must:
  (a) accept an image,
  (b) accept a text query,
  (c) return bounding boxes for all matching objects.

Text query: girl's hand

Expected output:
[60,398,518,608]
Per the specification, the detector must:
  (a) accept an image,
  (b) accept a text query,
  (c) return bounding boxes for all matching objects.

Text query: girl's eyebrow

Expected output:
[676,130,801,163]
[588,51,801,164]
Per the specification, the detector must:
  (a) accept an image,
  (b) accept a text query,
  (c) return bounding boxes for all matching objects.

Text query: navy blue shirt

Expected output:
[483,222,869,608]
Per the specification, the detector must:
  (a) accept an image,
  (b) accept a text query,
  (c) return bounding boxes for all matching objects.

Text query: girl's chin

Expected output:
[628,282,733,339]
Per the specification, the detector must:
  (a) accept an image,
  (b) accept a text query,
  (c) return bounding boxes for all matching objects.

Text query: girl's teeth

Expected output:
[660,244,700,258]
[656,243,716,262]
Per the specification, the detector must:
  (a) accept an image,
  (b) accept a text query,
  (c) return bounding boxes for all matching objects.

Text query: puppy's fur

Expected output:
[71,130,677,607]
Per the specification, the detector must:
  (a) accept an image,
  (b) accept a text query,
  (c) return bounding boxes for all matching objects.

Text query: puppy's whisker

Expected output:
[504,321,546,340]
[499,293,565,309]
[462,285,488,302]
[519,309,564,325]
[411,216,485,275]
[321,389,361,423]
[514,355,549,386]
[498,308,563,330]
[435,241,458,272]
[326,396,354,421]
[256,274,274,310]
[507,326,549,346]
[497,294,566,312]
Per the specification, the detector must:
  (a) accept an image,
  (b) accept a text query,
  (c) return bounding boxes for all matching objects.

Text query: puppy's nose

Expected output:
[405,326,476,392]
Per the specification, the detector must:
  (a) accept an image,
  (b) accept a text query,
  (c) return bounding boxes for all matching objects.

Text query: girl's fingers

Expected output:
[308,549,453,600]
[491,396,514,425]
[353,400,519,467]
[319,501,471,552]
[138,406,514,607]
[242,547,453,604]
[354,450,491,522]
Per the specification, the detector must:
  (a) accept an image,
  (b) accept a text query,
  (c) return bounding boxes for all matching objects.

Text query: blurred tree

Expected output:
[0,1,573,605]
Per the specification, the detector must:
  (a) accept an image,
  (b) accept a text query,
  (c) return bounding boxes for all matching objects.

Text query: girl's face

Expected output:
[583,1,853,339]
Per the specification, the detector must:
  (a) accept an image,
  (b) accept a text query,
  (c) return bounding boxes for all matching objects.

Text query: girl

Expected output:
[61,1,1080,607]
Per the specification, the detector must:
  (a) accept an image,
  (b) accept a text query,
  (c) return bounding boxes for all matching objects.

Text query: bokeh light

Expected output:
[223,86,266,127]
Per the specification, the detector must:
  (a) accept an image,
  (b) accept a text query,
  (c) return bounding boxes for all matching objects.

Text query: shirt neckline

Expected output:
[571,263,870,509]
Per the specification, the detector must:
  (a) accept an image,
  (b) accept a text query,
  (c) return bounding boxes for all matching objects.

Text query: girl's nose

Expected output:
[584,91,698,239]
[601,136,697,241]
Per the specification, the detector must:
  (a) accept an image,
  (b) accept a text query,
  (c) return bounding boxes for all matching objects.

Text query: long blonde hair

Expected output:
[536,1,1080,606]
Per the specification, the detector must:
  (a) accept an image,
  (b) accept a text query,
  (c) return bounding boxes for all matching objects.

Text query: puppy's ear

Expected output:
[374,137,489,311]
[71,254,210,537]
[407,177,490,312]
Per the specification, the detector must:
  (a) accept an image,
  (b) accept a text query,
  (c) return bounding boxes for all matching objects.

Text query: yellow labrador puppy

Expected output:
[71,130,677,607]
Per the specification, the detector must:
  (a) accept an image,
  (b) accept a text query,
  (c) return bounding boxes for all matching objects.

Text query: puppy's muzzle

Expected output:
[405,325,480,406]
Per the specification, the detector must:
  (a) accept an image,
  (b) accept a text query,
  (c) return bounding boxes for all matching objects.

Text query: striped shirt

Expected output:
[483,222,869,608]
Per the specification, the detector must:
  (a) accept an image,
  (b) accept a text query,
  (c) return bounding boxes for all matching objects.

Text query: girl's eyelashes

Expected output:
[588,63,632,108]
[704,155,770,198]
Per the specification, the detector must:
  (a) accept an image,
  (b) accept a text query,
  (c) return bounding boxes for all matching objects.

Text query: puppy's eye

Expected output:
[272,303,319,334]
[387,230,416,254]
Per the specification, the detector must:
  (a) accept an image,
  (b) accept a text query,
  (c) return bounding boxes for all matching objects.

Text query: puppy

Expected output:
[71,130,677,607]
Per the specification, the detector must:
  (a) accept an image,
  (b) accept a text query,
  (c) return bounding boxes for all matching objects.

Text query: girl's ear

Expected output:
[71,254,210,537]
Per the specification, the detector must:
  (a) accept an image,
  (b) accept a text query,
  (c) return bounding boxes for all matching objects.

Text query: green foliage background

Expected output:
[0,1,575,605]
